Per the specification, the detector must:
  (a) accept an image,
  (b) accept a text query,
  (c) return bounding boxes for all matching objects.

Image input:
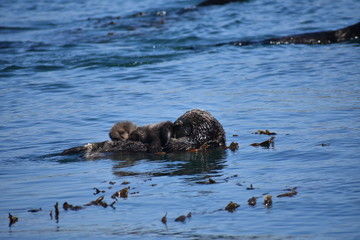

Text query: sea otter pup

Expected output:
[109,121,137,141]
[129,121,173,153]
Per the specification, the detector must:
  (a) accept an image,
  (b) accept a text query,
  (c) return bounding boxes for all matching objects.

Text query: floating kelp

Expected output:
[63,202,84,211]
[251,137,275,148]
[111,187,129,199]
[196,177,217,184]
[224,174,239,182]
[161,212,167,224]
[8,213,18,227]
[54,202,60,222]
[263,195,273,208]
[225,142,239,151]
[132,12,148,17]
[174,212,192,222]
[277,190,298,198]
[84,196,108,208]
[110,201,116,209]
[187,143,210,152]
[187,148,200,153]
[175,215,187,222]
[94,196,104,204]
[248,197,257,206]
[199,143,210,150]
[283,186,298,191]
[154,151,167,155]
[28,208,42,213]
[225,201,240,212]
[93,187,106,195]
[208,178,216,184]
[4,180,304,230]
[253,130,277,135]
[119,187,129,198]
[246,184,255,190]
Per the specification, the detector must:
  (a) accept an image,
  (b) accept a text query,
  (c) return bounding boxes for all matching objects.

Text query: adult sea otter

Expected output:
[60,109,226,156]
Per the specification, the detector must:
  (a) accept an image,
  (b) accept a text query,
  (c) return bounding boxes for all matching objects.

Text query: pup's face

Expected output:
[118,130,129,140]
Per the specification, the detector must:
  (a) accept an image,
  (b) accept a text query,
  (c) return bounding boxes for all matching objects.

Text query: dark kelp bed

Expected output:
[7,139,301,233]
[1,0,360,239]
[2,128,357,239]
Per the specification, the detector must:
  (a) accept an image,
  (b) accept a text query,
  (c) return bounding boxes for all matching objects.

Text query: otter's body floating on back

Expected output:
[60,109,226,156]
[165,109,226,152]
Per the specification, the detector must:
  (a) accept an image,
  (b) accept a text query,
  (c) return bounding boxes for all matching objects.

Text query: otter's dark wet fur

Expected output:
[109,121,137,141]
[60,109,226,156]
[61,140,148,156]
[165,109,226,152]
[129,121,173,153]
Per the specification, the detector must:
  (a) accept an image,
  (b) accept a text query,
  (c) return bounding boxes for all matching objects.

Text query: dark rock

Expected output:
[265,22,360,44]
[229,22,360,46]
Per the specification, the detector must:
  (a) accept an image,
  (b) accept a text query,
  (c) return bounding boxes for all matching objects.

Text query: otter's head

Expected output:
[172,120,192,138]
[109,121,137,141]
[109,129,128,141]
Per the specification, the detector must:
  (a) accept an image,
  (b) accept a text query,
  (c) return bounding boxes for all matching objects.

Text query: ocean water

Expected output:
[1,0,360,239]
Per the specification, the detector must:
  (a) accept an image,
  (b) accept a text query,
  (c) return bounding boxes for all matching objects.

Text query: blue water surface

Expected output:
[1,0,360,239]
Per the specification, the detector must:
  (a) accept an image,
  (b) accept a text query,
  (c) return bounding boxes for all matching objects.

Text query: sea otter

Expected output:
[109,121,137,141]
[129,121,173,153]
[164,109,226,152]
[60,109,226,156]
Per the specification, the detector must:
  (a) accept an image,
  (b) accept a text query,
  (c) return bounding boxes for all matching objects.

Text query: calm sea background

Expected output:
[1,0,360,239]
